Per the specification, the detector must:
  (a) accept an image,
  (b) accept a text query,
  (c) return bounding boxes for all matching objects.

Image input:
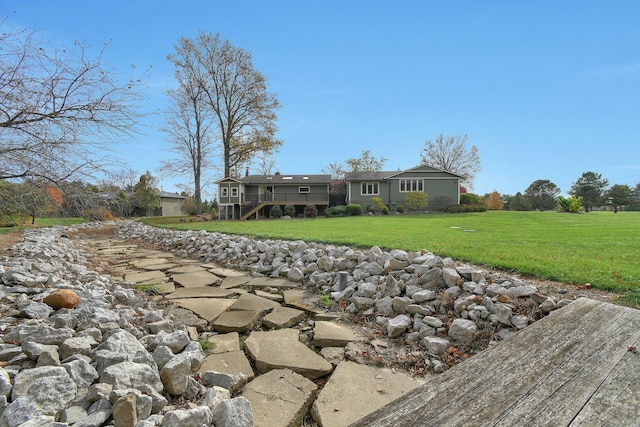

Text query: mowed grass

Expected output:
[142,211,640,295]
[0,217,85,234]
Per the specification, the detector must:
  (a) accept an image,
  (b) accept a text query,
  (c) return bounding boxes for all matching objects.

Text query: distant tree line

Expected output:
[483,171,640,213]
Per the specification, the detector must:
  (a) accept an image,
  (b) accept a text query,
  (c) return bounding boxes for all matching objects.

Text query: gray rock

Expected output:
[200,371,248,392]
[387,315,411,338]
[161,406,213,427]
[412,289,436,303]
[210,397,254,427]
[493,303,513,325]
[448,318,478,343]
[160,348,205,395]
[423,337,451,355]
[100,361,163,394]
[154,330,191,353]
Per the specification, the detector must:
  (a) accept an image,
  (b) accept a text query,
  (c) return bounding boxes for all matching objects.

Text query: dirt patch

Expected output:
[0,231,24,256]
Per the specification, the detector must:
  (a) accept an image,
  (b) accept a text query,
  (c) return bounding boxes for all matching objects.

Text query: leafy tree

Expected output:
[627,183,640,211]
[167,32,282,179]
[524,179,560,211]
[405,191,428,212]
[344,150,387,172]
[0,181,48,225]
[486,191,503,210]
[420,134,481,190]
[45,186,64,215]
[0,22,144,183]
[604,184,632,212]
[557,196,583,213]
[508,192,531,211]
[569,171,608,212]
[132,172,160,216]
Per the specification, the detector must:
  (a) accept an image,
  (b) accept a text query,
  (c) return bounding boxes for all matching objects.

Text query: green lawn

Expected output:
[143,211,640,296]
[0,217,85,234]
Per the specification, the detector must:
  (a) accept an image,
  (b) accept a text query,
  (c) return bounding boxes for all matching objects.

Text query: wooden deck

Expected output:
[351,298,640,426]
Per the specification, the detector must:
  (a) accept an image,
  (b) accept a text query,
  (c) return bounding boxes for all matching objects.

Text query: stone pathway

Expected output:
[85,235,426,426]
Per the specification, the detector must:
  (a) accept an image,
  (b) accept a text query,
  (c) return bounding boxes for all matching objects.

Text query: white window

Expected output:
[221,187,228,197]
[361,182,379,195]
[231,188,238,197]
[400,179,423,192]
[299,186,310,193]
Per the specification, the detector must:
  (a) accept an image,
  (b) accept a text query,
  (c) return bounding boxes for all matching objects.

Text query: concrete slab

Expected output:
[172,298,236,323]
[207,332,241,354]
[229,293,279,314]
[136,276,171,285]
[208,267,249,278]
[165,287,237,299]
[254,290,284,303]
[134,281,175,295]
[244,329,333,380]
[219,276,252,289]
[283,289,324,316]
[242,369,318,427]
[166,265,207,274]
[172,271,221,288]
[199,350,255,381]
[246,277,299,291]
[262,306,306,329]
[140,263,178,271]
[313,321,362,348]
[124,270,166,283]
[311,361,424,427]
[212,310,261,333]
[129,258,171,268]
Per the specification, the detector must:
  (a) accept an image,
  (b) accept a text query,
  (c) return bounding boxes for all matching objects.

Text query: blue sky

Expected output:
[3,1,639,198]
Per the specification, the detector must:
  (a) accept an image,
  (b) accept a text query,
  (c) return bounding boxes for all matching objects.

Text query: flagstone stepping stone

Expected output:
[141,263,177,271]
[207,332,241,354]
[136,276,171,285]
[228,293,279,314]
[316,312,342,321]
[283,289,324,316]
[130,258,171,268]
[173,298,236,323]
[165,287,238,299]
[166,265,207,274]
[313,321,362,347]
[212,310,261,333]
[199,350,255,381]
[220,276,252,289]
[262,306,306,329]
[172,271,221,288]
[311,361,425,427]
[134,281,176,295]
[242,368,318,427]
[207,267,249,278]
[254,289,284,302]
[124,270,166,283]
[244,329,333,379]
[246,277,299,291]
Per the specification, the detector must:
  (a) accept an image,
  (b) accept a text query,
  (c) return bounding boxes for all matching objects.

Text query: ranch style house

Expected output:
[217,165,462,219]
[344,165,463,211]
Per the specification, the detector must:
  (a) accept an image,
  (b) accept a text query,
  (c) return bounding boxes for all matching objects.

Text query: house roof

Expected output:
[158,191,186,199]
[239,174,332,185]
[345,164,464,181]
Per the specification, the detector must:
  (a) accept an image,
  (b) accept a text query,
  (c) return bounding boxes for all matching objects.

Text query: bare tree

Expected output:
[0,23,145,183]
[420,134,481,189]
[344,150,386,172]
[160,79,214,214]
[322,161,346,179]
[167,32,282,181]
[253,150,278,175]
